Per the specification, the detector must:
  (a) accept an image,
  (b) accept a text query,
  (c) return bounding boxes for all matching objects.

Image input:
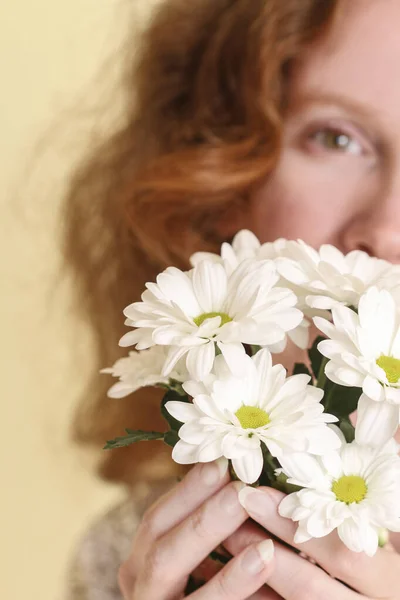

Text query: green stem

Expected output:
[316,357,328,390]
[323,382,336,411]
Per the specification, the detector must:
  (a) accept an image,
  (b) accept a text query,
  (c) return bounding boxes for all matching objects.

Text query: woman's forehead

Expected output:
[288,0,400,127]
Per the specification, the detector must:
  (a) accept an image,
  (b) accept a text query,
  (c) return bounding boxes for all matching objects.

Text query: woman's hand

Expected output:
[118,460,275,600]
[223,485,400,599]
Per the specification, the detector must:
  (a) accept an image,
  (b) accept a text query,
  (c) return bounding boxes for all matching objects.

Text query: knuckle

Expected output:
[295,576,323,600]
[215,567,236,598]
[331,547,364,580]
[138,505,159,540]
[143,541,167,581]
[190,503,213,540]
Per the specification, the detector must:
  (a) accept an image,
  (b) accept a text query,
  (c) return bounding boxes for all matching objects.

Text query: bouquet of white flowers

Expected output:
[103,230,400,559]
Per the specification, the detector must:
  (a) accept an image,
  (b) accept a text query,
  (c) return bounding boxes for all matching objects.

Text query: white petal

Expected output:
[119,329,153,348]
[313,316,337,340]
[305,426,342,455]
[325,361,364,387]
[306,505,337,538]
[358,288,395,355]
[162,346,188,376]
[325,362,364,387]
[362,375,385,402]
[152,325,187,345]
[193,394,227,421]
[294,526,313,543]
[192,260,228,313]
[198,435,224,462]
[183,379,209,398]
[157,267,201,315]
[321,451,343,479]
[164,401,200,423]
[276,258,309,285]
[315,340,342,360]
[332,304,359,339]
[319,244,346,271]
[355,394,399,446]
[277,452,326,487]
[278,493,300,519]
[190,251,221,267]
[186,342,215,381]
[172,440,199,464]
[232,446,263,484]
[179,421,209,444]
[307,295,338,310]
[221,432,247,459]
[337,519,378,556]
[107,382,138,398]
[232,229,261,256]
[360,524,379,557]
[217,342,247,376]
[288,320,310,350]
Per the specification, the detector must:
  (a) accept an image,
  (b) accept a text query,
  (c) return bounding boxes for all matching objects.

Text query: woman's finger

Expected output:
[189,540,275,600]
[132,458,229,553]
[224,526,360,600]
[133,481,248,600]
[248,590,281,600]
[238,485,398,597]
[122,459,230,598]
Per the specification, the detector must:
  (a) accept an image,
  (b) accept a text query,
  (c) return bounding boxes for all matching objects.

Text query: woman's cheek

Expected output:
[250,151,368,246]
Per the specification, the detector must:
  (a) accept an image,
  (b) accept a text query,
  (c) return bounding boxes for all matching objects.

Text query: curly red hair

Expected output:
[64,0,340,485]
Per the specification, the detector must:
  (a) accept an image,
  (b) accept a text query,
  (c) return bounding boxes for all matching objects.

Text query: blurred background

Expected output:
[1,1,157,598]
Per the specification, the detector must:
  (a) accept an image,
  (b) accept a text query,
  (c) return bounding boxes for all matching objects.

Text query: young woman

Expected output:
[65,0,400,598]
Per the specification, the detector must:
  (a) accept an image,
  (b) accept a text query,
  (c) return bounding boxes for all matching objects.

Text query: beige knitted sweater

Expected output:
[65,480,175,600]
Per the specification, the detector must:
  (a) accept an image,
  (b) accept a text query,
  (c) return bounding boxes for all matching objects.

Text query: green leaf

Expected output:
[339,419,356,443]
[103,430,164,450]
[261,444,279,487]
[163,430,180,448]
[249,345,262,356]
[324,383,360,419]
[308,335,326,380]
[292,363,312,377]
[158,379,187,396]
[161,389,190,432]
[271,472,303,495]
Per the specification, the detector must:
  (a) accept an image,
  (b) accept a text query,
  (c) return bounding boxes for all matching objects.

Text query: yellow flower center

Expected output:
[332,475,368,504]
[194,312,232,327]
[235,406,270,429]
[376,355,400,384]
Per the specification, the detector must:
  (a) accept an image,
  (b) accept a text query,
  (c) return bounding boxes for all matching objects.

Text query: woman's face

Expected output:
[250,0,400,264]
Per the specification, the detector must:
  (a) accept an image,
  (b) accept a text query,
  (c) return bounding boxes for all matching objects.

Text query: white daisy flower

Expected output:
[120,259,303,381]
[165,350,340,484]
[191,230,310,350]
[190,229,287,274]
[278,437,400,557]
[101,347,188,398]
[276,240,397,311]
[314,287,400,445]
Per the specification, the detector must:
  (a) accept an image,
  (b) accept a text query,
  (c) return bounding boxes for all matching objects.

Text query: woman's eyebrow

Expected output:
[291,91,379,121]
[288,90,384,139]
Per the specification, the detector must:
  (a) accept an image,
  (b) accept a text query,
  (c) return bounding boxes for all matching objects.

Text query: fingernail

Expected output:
[221,481,247,516]
[242,540,275,574]
[200,457,228,486]
[238,486,272,515]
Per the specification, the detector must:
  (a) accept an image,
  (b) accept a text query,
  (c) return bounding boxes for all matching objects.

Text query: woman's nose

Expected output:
[342,218,400,263]
[341,186,400,264]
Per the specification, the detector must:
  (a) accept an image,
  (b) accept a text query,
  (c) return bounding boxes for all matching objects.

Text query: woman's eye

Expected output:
[310,129,363,155]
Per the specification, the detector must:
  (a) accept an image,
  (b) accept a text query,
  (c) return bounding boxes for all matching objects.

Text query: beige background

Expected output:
[1,1,157,599]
